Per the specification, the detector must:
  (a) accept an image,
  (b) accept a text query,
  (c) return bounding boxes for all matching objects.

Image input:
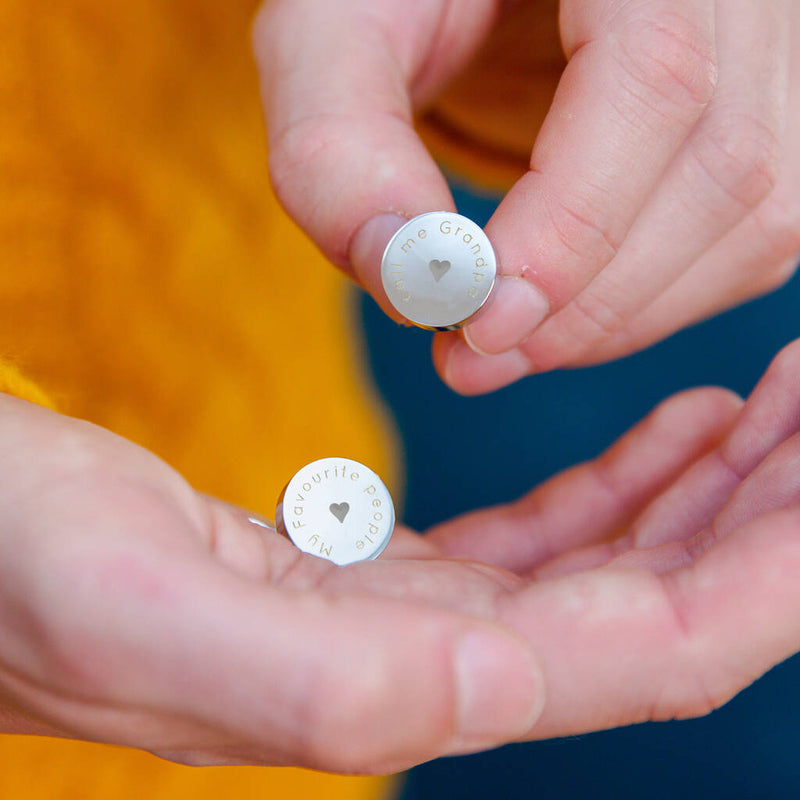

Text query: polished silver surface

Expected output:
[381,212,497,330]
[275,457,395,565]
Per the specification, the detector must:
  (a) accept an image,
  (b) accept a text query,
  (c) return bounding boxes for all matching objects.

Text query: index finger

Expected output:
[459,0,717,366]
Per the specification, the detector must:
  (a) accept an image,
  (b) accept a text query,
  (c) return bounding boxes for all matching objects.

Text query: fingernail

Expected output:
[443,339,532,395]
[454,629,544,748]
[463,275,549,355]
[349,213,408,302]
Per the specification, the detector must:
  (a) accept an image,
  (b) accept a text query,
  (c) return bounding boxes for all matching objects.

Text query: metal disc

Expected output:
[275,457,395,566]
[381,211,497,330]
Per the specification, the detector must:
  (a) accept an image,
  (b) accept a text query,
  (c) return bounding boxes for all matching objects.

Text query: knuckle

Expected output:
[267,113,343,230]
[615,11,717,111]
[692,114,780,209]
[543,193,622,278]
[268,114,329,196]
[268,112,410,265]
[567,283,631,341]
[720,344,800,471]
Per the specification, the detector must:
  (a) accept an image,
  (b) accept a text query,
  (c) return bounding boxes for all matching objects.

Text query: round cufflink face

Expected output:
[275,457,395,566]
[381,212,497,330]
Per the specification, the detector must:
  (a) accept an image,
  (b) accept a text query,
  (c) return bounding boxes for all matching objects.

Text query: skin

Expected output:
[5,339,800,773]
[254,0,800,394]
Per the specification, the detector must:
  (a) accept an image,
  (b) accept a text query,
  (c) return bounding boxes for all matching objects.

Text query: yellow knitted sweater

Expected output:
[0,1,396,797]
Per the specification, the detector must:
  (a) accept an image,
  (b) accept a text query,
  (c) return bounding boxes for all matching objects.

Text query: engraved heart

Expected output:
[329,502,350,524]
[428,259,451,282]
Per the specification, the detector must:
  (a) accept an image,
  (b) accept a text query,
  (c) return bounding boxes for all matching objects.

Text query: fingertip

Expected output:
[434,335,532,395]
[350,213,406,284]
[654,386,744,435]
[348,213,412,322]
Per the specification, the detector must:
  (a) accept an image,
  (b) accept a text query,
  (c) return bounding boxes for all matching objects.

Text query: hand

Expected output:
[254,0,800,394]
[0,394,547,774]
[427,337,800,737]
[4,338,800,772]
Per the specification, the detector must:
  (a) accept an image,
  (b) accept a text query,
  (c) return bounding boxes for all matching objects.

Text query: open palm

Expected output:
[3,340,800,774]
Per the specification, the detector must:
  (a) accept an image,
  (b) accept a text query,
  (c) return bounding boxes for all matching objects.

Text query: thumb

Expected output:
[149,500,545,773]
[253,0,491,309]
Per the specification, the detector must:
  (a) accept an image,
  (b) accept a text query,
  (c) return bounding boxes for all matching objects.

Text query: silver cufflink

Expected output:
[270,457,395,566]
[381,212,497,330]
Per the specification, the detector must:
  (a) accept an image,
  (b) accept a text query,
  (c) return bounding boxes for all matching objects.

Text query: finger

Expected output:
[156,556,543,772]
[35,526,544,772]
[203,495,516,617]
[202,495,438,581]
[426,387,741,572]
[55,482,541,776]
[722,338,800,471]
[713,432,800,544]
[630,338,800,547]
[253,0,494,310]
[581,194,800,366]
[448,338,800,574]
[0,661,247,758]
[457,0,717,362]
[433,333,533,396]
[381,526,441,559]
[659,430,800,564]
[551,338,800,561]
[517,0,788,371]
[572,0,800,366]
[499,505,800,739]
[590,442,800,571]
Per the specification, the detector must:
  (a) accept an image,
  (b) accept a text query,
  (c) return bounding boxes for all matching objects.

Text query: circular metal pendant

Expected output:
[381,211,497,330]
[275,457,395,566]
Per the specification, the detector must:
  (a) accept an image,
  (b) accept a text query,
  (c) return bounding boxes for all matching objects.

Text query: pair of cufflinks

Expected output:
[274,213,497,565]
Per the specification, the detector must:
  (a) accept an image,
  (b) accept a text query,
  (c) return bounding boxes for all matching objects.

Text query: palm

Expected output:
[3,340,800,773]
[0,394,536,772]
[425,340,800,738]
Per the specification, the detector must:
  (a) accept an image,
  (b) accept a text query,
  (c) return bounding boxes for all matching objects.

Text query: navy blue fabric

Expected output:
[359,183,800,799]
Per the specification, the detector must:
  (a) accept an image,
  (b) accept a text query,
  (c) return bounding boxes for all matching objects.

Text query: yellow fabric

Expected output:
[0,1,396,797]
[418,1,564,193]
[0,359,55,410]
